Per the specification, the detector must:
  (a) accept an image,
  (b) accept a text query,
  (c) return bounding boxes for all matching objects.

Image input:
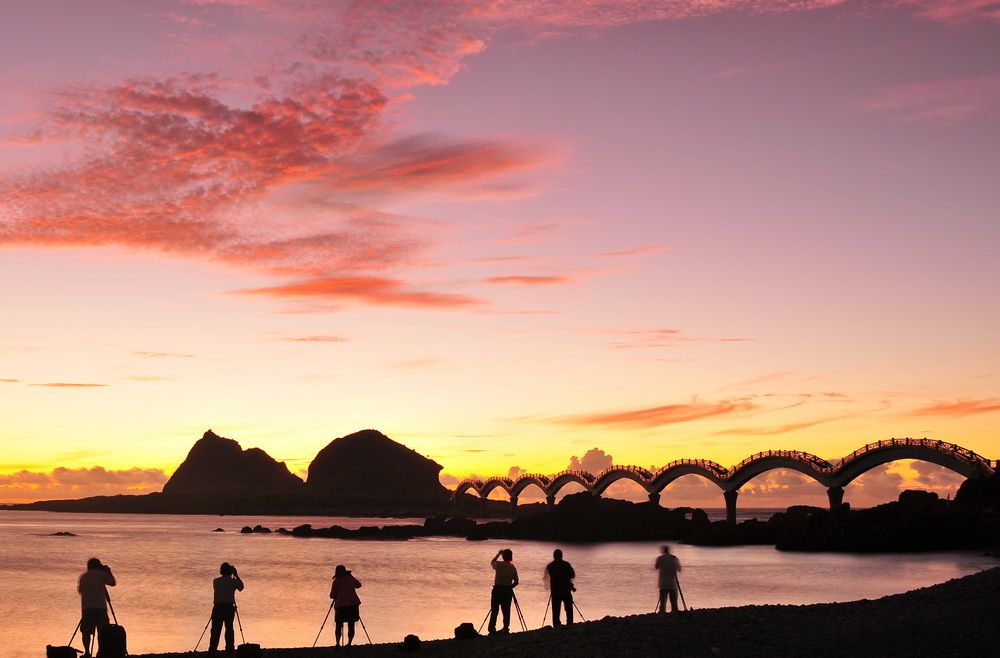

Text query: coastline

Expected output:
[133,566,1000,657]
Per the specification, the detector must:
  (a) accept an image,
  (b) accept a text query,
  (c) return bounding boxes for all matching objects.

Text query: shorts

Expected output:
[81,607,109,635]
[335,605,360,623]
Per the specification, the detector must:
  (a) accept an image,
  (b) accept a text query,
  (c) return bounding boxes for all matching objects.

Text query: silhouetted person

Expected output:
[488,549,519,635]
[655,545,682,613]
[78,557,116,658]
[545,549,576,626]
[330,564,362,646]
[209,562,244,654]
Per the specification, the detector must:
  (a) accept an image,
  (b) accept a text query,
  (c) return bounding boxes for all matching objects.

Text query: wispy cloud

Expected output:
[270,334,347,343]
[595,246,668,259]
[484,275,574,286]
[856,75,1000,125]
[910,398,1000,417]
[903,0,1000,25]
[234,276,484,308]
[132,351,195,358]
[31,382,108,388]
[552,397,755,429]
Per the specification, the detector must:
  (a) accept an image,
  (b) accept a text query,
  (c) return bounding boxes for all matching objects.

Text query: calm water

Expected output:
[3,510,995,658]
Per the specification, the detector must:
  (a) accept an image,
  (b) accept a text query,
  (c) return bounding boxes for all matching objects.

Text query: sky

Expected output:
[1,0,998,508]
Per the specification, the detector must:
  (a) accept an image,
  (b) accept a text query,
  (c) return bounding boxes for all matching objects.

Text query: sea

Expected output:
[3,509,995,658]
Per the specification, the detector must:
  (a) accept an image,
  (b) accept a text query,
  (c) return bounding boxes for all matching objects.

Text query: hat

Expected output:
[334,564,349,577]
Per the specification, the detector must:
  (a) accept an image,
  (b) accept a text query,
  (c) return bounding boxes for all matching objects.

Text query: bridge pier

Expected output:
[546,494,556,512]
[724,489,739,525]
[510,495,518,519]
[827,486,845,511]
[647,491,661,505]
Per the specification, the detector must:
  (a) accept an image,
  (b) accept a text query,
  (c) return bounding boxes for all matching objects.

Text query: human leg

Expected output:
[488,586,501,633]
[335,621,344,646]
[82,608,108,657]
[564,592,574,624]
[552,592,564,626]
[499,588,513,631]
[668,588,679,613]
[657,589,667,613]
[346,620,356,645]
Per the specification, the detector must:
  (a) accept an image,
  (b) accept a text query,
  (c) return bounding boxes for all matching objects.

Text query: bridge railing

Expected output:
[655,459,729,478]
[594,465,654,481]
[547,470,597,484]
[731,450,833,474]
[836,437,993,470]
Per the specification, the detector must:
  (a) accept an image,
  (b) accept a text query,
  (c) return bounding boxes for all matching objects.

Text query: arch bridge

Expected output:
[452,438,994,524]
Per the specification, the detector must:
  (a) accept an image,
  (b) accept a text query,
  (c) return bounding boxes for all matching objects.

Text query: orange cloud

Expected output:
[234,275,484,308]
[554,397,755,429]
[31,383,108,388]
[911,398,1000,417]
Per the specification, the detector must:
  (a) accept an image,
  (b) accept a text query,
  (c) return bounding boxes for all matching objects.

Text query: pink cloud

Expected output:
[903,0,1000,25]
[856,75,1000,125]
[553,397,755,429]
[31,383,108,388]
[490,0,850,30]
[0,466,168,503]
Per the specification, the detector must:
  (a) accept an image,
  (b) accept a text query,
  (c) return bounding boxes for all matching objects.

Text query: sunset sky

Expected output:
[1,0,998,508]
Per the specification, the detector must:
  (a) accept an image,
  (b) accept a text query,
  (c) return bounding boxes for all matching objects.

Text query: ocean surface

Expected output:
[4,510,995,657]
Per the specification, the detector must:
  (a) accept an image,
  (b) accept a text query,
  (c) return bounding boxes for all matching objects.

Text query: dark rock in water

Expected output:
[162,430,303,495]
[213,528,225,532]
[240,525,272,534]
[51,531,76,536]
[307,429,449,502]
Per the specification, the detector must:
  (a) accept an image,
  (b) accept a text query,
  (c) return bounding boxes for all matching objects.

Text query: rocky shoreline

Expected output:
[134,566,1000,657]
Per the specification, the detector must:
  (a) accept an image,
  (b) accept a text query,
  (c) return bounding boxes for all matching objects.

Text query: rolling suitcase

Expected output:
[96,624,127,658]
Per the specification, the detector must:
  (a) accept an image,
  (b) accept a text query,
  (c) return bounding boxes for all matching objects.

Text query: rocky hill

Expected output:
[5,428,453,516]
[161,429,303,495]
[307,429,450,504]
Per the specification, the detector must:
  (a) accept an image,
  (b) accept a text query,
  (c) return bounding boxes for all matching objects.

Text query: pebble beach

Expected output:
[134,565,1000,658]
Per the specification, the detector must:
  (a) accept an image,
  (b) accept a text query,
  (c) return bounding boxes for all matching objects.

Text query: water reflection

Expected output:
[3,511,994,658]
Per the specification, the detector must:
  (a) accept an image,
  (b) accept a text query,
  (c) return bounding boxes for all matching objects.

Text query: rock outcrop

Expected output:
[307,429,449,502]
[162,430,303,495]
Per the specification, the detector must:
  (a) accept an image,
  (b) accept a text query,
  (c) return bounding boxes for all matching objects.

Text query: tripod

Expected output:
[194,614,212,651]
[480,588,528,634]
[313,602,334,647]
[676,576,688,611]
[235,605,247,645]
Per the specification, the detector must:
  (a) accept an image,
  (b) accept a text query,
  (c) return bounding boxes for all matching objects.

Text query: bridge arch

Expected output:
[479,478,515,499]
[727,450,833,490]
[649,459,729,492]
[510,475,550,499]
[830,438,994,487]
[593,466,653,496]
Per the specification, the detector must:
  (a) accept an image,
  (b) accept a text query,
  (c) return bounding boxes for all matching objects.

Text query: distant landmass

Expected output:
[3,429,453,516]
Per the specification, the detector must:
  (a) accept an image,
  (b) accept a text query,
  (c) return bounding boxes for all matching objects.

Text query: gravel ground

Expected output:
[135,566,1000,658]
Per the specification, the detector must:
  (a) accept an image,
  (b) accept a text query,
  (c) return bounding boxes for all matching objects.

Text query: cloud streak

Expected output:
[553,397,755,429]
